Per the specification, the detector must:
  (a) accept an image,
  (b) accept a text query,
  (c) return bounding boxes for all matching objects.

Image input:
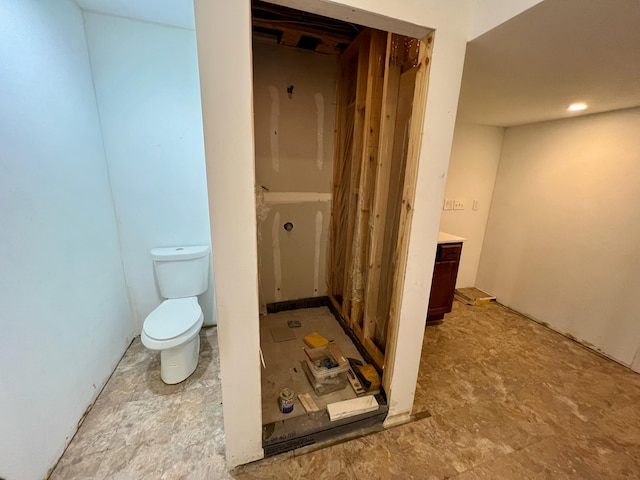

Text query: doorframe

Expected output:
[194,0,470,466]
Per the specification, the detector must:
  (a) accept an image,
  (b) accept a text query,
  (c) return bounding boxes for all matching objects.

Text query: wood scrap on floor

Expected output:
[298,392,320,413]
[454,287,496,306]
[327,395,378,421]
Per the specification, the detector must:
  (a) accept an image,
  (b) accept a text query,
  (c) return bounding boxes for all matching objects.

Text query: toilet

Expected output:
[141,245,210,384]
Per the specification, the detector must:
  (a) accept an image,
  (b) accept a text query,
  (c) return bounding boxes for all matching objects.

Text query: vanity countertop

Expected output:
[438,231,466,244]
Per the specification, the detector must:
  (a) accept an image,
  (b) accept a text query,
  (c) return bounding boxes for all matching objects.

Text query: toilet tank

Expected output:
[151,246,210,299]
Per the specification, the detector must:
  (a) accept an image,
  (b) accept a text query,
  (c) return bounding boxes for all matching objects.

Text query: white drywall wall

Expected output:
[440,122,504,287]
[194,0,264,467]
[0,2,132,479]
[83,13,215,330]
[253,39,336,304]
[469,0,543,39]
[477,108,640,370]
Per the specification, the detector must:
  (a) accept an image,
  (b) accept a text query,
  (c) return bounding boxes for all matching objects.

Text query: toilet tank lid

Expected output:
[151,245,210,261]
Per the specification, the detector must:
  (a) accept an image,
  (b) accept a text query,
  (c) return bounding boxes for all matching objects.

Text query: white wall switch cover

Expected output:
[472,199,479,210]
[443,198,454,210]
[454,198,465,210]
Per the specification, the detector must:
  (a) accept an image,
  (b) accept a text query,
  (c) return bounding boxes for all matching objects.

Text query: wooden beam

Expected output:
[252,18,352,46]
[329,53,351,296]
[363,337,385,370]
[362,33,402,342]
[279,30,301,47]
[341,30,371,324]
[328,292,383,370]
[315,42,342,55]
[382,34,434,392]
[348,30,387,329]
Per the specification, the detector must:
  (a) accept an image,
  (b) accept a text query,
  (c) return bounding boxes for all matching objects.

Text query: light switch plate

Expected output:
[472,199,479,210]
[454,198,465,210]
[443,198,454,210]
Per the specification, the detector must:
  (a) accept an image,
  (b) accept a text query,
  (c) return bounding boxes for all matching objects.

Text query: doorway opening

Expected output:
[251,0,433,455]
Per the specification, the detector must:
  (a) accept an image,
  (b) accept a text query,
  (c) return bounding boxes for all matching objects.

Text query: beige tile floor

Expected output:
[50,301,640,479]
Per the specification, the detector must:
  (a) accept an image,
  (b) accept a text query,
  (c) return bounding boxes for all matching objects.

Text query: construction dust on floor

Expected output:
[259,306,367,425]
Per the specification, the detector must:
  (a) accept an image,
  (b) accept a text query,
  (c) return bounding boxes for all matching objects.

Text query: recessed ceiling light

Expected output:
[568,102,588,111]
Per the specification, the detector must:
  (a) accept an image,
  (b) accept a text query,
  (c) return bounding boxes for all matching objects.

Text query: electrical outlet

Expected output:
[454,198,465,210]
[443,198,454,210]
[472,199,479,210]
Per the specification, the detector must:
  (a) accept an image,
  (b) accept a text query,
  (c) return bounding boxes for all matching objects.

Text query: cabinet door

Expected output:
[428,261,459,318]
[427,242,462,320]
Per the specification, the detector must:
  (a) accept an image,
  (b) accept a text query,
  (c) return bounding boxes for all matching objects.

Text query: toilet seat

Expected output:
[141,297,203,351]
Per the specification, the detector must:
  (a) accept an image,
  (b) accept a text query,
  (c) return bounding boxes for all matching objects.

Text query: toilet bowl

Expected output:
[141,296,204,384]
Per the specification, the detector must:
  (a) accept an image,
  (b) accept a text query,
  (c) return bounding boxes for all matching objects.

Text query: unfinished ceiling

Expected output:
[457,0,640,127]
[251,0,361,55]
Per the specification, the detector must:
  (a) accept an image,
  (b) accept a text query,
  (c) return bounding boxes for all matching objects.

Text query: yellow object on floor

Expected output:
[357,364,381,392]
[303,332,329,348]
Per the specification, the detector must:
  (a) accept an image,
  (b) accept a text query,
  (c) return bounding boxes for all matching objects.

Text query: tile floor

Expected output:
[50,301,640,479]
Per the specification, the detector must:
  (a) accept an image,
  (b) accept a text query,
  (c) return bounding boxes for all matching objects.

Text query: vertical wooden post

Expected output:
[341,31,371,324]
[362,33,402,344]
[349,30,387,330]
[383,34,434,386]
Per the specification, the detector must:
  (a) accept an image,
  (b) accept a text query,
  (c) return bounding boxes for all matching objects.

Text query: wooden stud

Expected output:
[341,31,371,324]
[382,34,434,393]
[279,30,301,47]
[363,337,385,370]
[375,64,418,350]
[362,33,402,342]
[315,42,342,55]
[349,30,387,329]
[252,18,352,46]
[329,55,351,296]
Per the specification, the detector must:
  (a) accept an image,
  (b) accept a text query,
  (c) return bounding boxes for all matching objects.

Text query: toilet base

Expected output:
[160,334,200,384]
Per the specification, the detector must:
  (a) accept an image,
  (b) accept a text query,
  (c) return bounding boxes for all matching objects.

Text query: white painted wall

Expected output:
[194,0,264,467]
[83,13,215,331]
[0,2,132,479]
[194,0,539,465]
[477,108,640,370]
[469,0,543,39]
[440,122,504,287]
[253,39,336,305]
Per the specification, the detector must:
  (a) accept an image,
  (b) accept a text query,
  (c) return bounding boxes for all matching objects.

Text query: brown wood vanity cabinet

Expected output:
[427,242,463,322]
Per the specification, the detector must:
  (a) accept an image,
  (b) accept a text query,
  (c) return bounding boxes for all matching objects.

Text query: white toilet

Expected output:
[141,245,210,384]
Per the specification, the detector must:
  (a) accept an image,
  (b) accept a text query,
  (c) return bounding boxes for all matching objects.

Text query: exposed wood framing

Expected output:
[373,44,419,350]
[348,30,387,330]
[362,33,402,344]
[252,18,352,47]
[341,31,371,322]
[329,29,434,373]
[329,54,355,297]
[382,34,434,388]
